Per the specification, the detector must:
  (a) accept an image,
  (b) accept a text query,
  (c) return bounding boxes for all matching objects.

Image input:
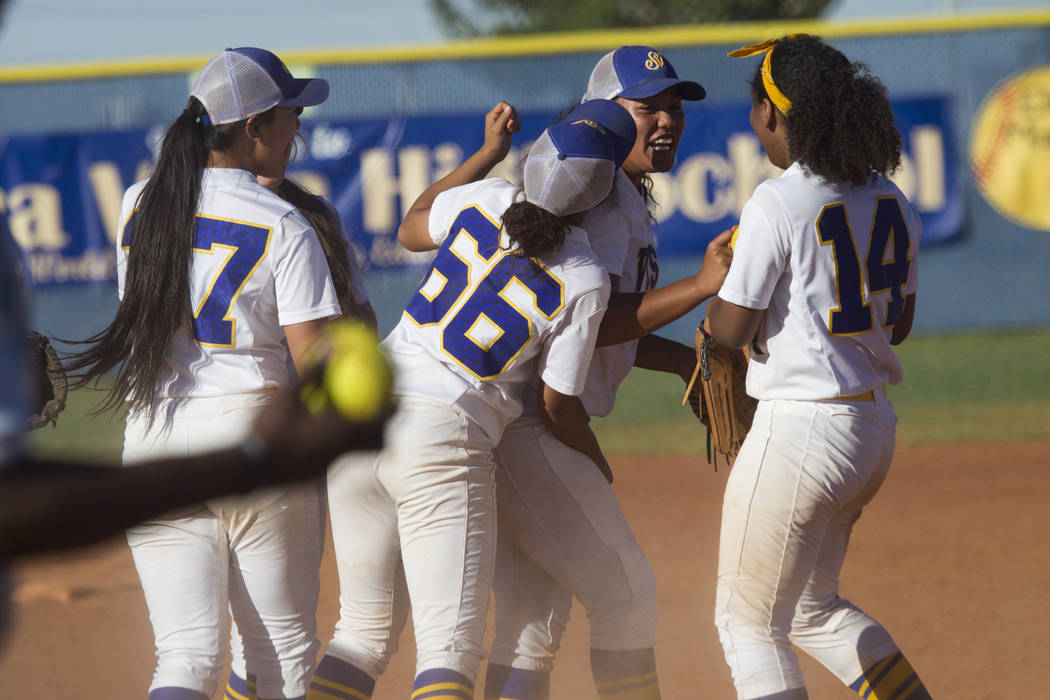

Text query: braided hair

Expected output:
[754,35,901,186]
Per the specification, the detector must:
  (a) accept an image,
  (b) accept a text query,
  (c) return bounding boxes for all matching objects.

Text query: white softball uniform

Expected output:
[119,167,340,698]
[490,172,662,672]
[714,162,922,699]
[324,178,610,684]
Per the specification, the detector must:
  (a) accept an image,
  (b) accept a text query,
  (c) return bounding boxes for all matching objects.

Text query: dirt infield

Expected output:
[2,441,1047,698]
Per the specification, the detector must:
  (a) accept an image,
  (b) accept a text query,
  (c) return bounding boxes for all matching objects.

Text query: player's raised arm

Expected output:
[398,101,521,251]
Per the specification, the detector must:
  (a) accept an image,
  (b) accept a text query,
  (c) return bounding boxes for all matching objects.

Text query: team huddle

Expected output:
[42,34,930,700]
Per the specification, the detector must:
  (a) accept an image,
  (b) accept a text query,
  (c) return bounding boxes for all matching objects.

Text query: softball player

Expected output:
[706,35,932,699]
[68,47,339,700]
[222,174,379,700]
[307,99,635,700]
[485,47,731,700]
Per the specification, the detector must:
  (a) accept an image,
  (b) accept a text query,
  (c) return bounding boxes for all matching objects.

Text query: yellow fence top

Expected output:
[2,8,1049,84]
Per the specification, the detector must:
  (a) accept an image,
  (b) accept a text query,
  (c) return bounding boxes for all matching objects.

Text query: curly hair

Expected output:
[501,200,570,260]
[752,35,901,186]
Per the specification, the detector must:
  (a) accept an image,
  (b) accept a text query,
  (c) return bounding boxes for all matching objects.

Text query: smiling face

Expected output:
[614,86,686,183]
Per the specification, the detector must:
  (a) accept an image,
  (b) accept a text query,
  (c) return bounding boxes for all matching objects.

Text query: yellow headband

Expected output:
[729,36,806,115]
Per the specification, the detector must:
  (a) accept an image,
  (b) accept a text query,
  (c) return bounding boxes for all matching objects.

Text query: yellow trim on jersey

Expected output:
[867,195,913,330]
[526,257,566,319]
[118,207,137,251]
[420,268,449,303]
[5,9,1049,83]
[192,241,241,348]
[309,675,371,700]
[441,259,566,382]
[410,681,473,698]
[464,312,504,351]
[815,201,872,338]
[404,227,485,330]
[190,212,273,349]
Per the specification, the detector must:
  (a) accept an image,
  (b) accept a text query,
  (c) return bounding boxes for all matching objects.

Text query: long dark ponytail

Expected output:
[66,98,262,419]
[273,178,360,317]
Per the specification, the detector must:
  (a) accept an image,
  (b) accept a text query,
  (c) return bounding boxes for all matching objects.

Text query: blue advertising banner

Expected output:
[0,97,959,287]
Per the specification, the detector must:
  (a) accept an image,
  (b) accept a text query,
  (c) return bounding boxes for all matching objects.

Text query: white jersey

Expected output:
[718,162,922,400]
[576,170,658,417]
[117,168,341,399]
[383,178,610,441]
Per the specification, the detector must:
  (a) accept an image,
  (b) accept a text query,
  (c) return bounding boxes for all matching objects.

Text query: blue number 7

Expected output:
[121,213,271,347]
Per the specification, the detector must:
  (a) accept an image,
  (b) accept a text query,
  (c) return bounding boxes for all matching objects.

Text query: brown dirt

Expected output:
[2,442,1047,699]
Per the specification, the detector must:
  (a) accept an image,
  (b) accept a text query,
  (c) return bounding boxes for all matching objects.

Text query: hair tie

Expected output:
[728,34,808,115]
[197,113,212,126]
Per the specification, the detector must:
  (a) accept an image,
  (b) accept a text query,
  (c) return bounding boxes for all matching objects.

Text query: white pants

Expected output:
[325,397,497,683]
[124,394,324,699]
[715,397,901,699]
[489,416,658,672]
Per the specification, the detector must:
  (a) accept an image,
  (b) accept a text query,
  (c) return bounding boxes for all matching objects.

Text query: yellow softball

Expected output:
[301,320,394,421]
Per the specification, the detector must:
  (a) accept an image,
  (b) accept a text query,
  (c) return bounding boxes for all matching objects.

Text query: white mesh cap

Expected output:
[191,47,329,125]
[583,46,705,102]
[523,99,637,217]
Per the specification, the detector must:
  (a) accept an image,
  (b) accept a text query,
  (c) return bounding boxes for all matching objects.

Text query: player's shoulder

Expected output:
[753,162,812,201]
[202,169,310,231]
[868,174,917,210]
[121,178,150,211]
[544,226,610,291]
[585,171,648,228]
[440,178,516,215]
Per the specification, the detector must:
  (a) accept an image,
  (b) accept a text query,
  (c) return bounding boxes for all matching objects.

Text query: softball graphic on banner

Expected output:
[970,65,1050,231]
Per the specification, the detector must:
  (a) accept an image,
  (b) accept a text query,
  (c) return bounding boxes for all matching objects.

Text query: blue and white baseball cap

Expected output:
[582,46,706,102]
[191,47,330,125]
[524,99,637,217]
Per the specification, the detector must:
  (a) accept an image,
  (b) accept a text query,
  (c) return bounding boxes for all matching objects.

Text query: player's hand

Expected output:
[696,228,735,298]
[481,101,521,164]
[247,369,391,487]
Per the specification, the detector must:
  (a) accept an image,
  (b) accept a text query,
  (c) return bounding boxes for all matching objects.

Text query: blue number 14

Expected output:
[815,196,912,336]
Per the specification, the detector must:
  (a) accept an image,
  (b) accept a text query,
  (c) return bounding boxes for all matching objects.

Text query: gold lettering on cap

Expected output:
[645,51,665,71]
[571,119,608,134]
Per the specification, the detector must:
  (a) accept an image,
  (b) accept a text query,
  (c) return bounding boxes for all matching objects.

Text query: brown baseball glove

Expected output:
[26,330,68,430]
[682,321,757,469]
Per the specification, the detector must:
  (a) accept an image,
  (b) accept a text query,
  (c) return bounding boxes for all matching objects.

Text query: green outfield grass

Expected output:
[30,329,1050,460]
[592,327,1050,454]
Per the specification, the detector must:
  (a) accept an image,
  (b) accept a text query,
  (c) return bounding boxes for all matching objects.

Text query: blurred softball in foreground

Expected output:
[301,320,394,420]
